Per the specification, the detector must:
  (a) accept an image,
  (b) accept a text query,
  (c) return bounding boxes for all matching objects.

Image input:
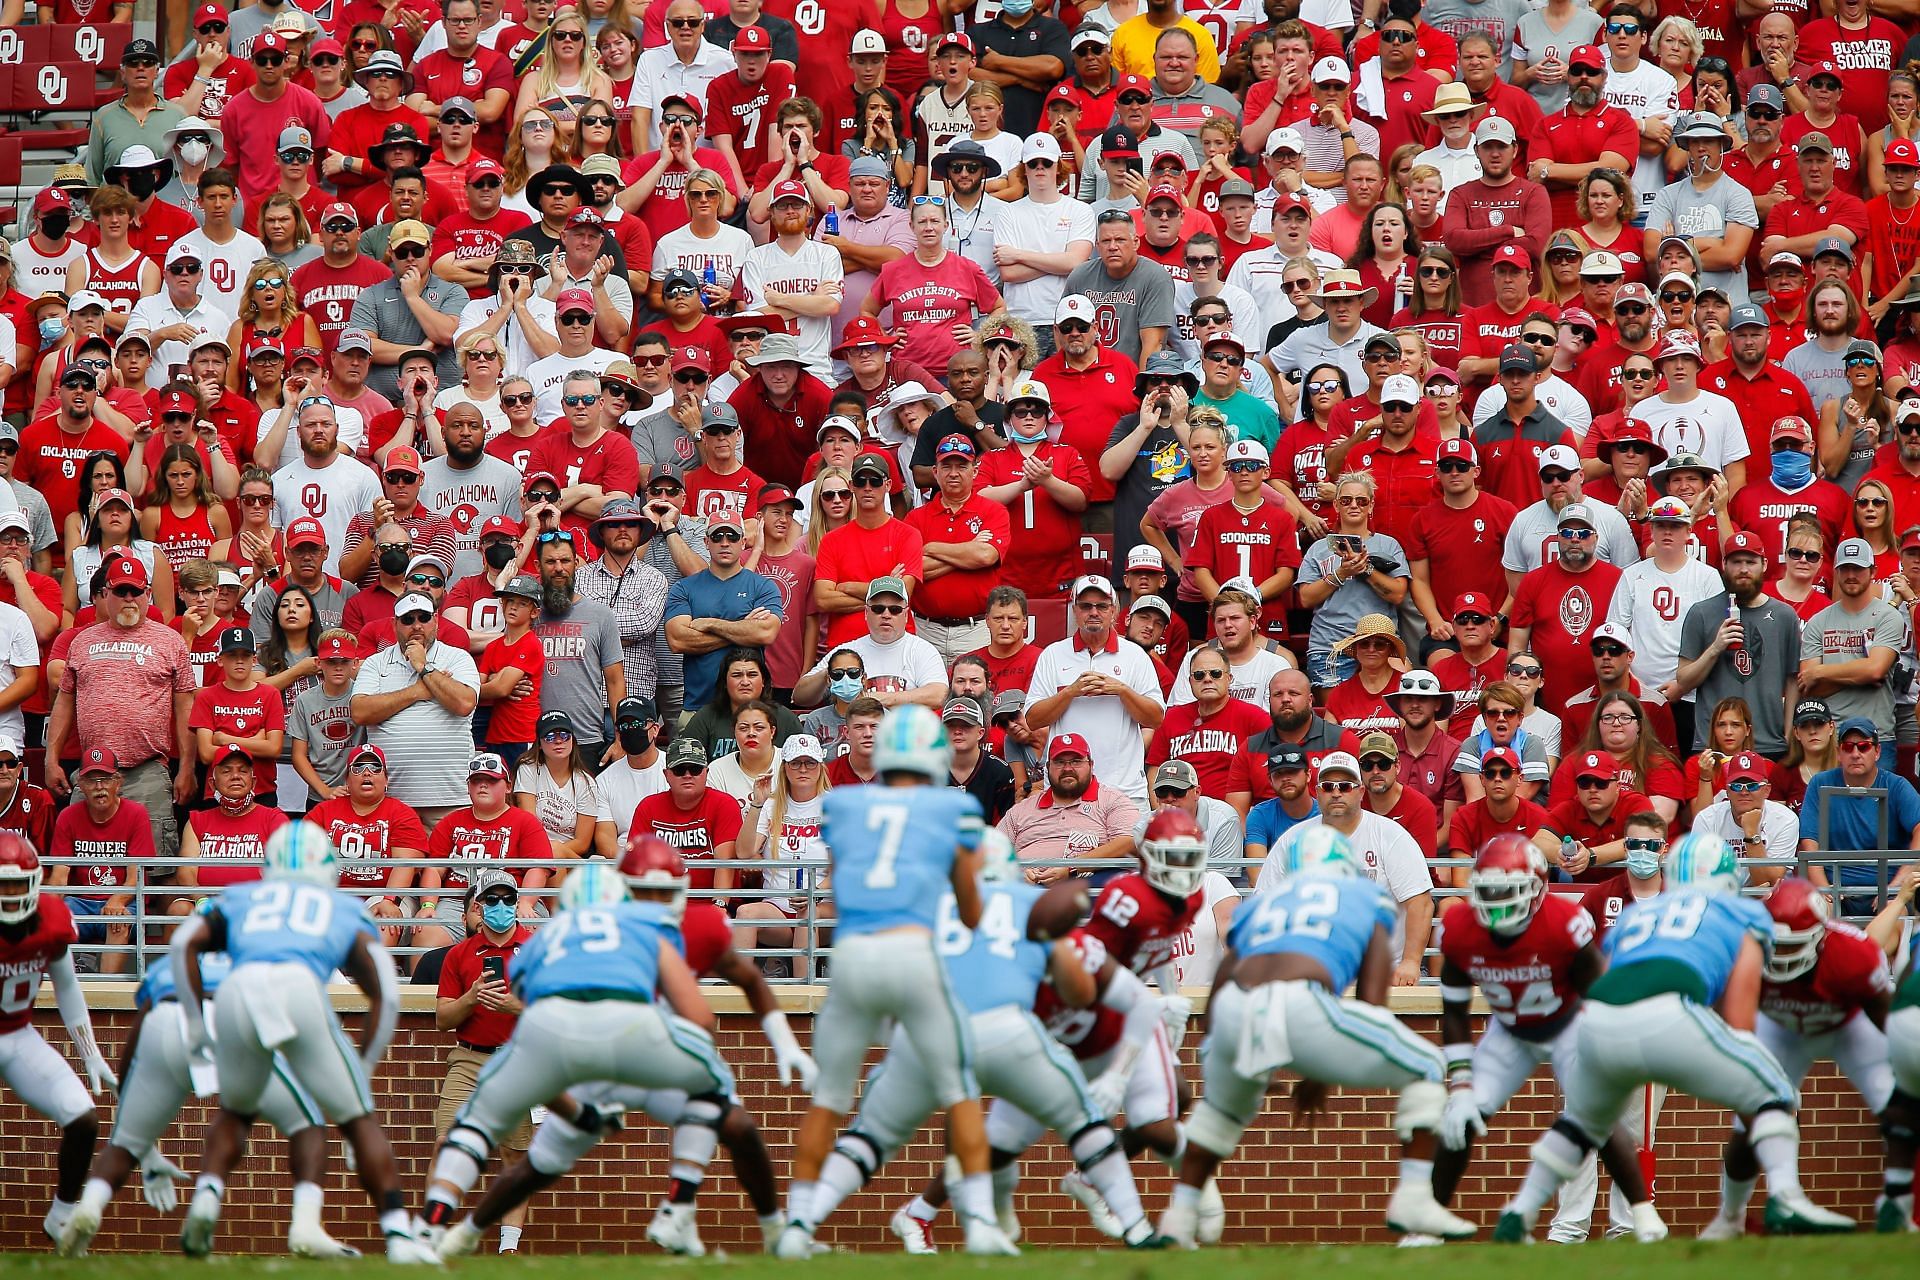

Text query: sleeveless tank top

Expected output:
[154,504,219,574]
[84,246,149,314]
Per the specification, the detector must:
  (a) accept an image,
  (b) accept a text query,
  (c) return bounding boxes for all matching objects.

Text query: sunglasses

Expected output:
[1380,27,1415,41]
[634,353,669,368]
[1558,526,1596,539]
[669,764,705,776]
[1224,460,1263,474]
[706,528,743,543]
[1604,20,1640,32]
[868,602,905,615]
[1576,776,1616,790]
[1746,107,1781,121]
[1282,279,1314,293]
[552,29,585,40]
[542,729,574,741]
[662,113,699,127]
[1480,767,1516,780]
[1358,757,1396,772]
[1856,496,1889,507]
[579,114,617,128]
[1614,303,1649,316]
[703,422,739,436]
[197,20,228,32]
[391,243,426,259]
[1840,739,1879,753]
[1317,780,1358,794]
[668,15,703,26]
[1726,780,1764,794]
[350,38,379,50]
[1305,379,1342,394]
[1483,707,1520,720]
[1190,669,1228,681]
[563,393,600,407]
[820,488,851,501]
[501,393,535,408]
[1520,333,1556,346]
[1056,320,1091,335]
[253,52,285,65]
[1659,290,1693,303]
[1418,265,1453,279]
[1846,355,1880,368]
[1186,255,1220,269]
[109,584,146,598]
[349,760,386,775]
[912,194,946,207]
[1205,352,1245,366]
[322,219,356,233]
[851,474,888,488]
[1593,643,1629,658]
[1621,367,1657,379]
[239,494,274,507]
[1507,663,1542,678]
[405,573,445,589]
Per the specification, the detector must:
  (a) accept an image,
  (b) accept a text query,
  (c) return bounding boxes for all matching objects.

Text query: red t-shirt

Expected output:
[189,681,286,795]
[814,517,928,648]
[51,798,155,891]
[478,631,546,744]
[0,782,56,866]
[16,418,131,534]
[1541,791,1658,881]
[429,207,535,299]
[291,254,398,358]
[306,794,430,891]
[974,443,1094,602]
[1145,697,1269,797]
[527,427,642,500]
[413,47,517,157]
[1449,796,1552,854]
[187,803,290,888]
[630,789,744,892]
[1403,492,1518,617]
[1430,648,1510,738]
[1727,477,1852,573]
[681,463,769,526]
[427,806,554,890]
[1509,559,1623,718]
[1272,419,1333,525]
[1527,104,1638,229]
[486,430,543,473]
[1799,17,1905,132]
[437,924,535,1046]
[1546,754,1686,814]
[329,101,432,186]
[973,643,1040,700]
[163,56,255,121]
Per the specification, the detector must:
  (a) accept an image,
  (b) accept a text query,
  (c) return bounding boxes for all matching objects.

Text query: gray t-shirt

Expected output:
[250,577,358,649]
[289,682,363,790]
[629,410,700,483]
[1296,532,1411,657]
[1679,591,1802,756]
[1421,0,1532,70]
[1062,256,1178,363]
[1643,175,1759,307]
[1511,7,1605,113]
[1781,337,1852,421]
[349,640,480,807]
[1130,795,1243,874]
[1800,596,1906,739]
[1503,497,1642,573]
[534,597,626,744]
[419,455,525,579]
[348,277,470,401]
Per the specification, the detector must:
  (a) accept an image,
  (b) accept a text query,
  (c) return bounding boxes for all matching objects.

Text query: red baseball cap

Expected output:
[157,388,197,416]
[660,92,704,122]
[252,29,288,54]
[286,517,327,549]
[672,344,710,374]
[317,633,359,660]
[1048,732,1092,759]
[1145,183,1185,207]
[1723,530,1767,560]
[319,200,358,228]
[1046,83,1079,107]
[468,157,505,182]
[1450,591,1495,618]
[1568,44,1605,69]
[732,23,771,51]
[105,554,150,591]
[288,345,323,367]
[832,316,897,355]
[76,746,119,777]
[1437,437,1476,463]
[1493,242,1533,270]
[1574,751,1616,782]
[194,3,225,25]
[1771,414,1812,444]
[1809,59,1842,82]
[1481,746,1521,771]
[1115,73,1152,97]
[383,446,424,475]
[524,470,562,490]
[555,287,595,315]
[480,515,523,539]
[1270,189,1313,216]
[937,31,976,55]
[1724,751,1771,784]
[348,743,388,768]
[769,178,810,205]
[32,188,73,215]
[1889,138,1920,168]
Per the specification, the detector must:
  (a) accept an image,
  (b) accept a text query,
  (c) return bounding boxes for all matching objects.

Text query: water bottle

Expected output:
[1560,835,1578,872]
[702,261,716,310]
[1725,597,1742,651]
[824,205,839,236]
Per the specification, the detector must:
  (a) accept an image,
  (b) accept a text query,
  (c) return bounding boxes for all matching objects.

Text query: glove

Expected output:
[84,1048,118,1097]
[140,1147,188,1215]
[184,1019,213,1061]
[762,1011,819,1090]
[1159,994,1193,1050]
[1439,1086,1486,1151]
[1086,1069,1128,1119]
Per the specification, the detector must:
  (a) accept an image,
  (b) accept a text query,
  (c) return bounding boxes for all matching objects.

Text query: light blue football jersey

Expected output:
[137,952,233,1010]
[1603,889,1774,1005]
[511,900,671,1004]
[212,881,378,983]
[823,786,983,937]
[938,882,1050,1016]
[1226,874,1398,994]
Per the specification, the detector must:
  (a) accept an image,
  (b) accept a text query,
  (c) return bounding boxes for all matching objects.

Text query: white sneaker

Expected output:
[179,1188,221,1258]
[962,1217,1020,1256]
[1197,1177,1226,1243]
[57,1200,103,1258]
[1062,1168,1123,1238]
[42,1200,75,1245]
[774,1223,817,1261]
[1766,1192,1856,1235]
[1386,1182,1477,1240]
[1396,1233,1443,1248]
[1157,1201,1199,1251]
[437,1222,483,1260]
[890,1207,938,1255]
[997,1197,1022,1244]
[386,1231,444,1265]
[1698,1214,1745,1241]
[414,1218,448,1251]
[647,1201,706,1257]
[289,1220,363,1258]
[1630,1202,1668,1243]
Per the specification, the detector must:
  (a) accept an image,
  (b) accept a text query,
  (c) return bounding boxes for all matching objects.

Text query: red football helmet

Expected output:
[0,832,40,925]
[1468,833,1548,936]
[620,833,688,922]
[1140,808,1207,898]
[1765,876,1830,981]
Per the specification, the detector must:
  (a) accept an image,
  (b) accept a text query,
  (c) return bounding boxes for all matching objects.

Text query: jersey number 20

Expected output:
[240,883,335,938]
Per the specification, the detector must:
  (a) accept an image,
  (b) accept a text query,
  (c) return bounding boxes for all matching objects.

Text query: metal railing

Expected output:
[35,848,1914,986]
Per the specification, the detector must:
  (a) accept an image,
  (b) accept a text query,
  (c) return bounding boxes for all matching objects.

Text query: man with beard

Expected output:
[1643,113,1760,307]
[1441,117,1550,308]
[46,556,196,857]
[530,533,627,769]
[1727,414,1850,568]
[1242,743,1318,862]
[1223,668,1361,815]
[1386,671,1462,850]
[1705,305,1820,467]
[419,404,524,580]
[1526,47,1636,230]
[1675,532,1803,755]
[996,733,1140,884]
[267,399,381,577]
[1570,282,1658,416]
[1799,538,1904,767]
[16,367,133,544]
[1761,134,1867,273]
[577,500,671,707]
[1605,497,1723,747]
[1781,281,1862,418]
[1509,515,1625,721]
[742,181,844,383]
[291,204,393,359]
[1473,344,1576,511]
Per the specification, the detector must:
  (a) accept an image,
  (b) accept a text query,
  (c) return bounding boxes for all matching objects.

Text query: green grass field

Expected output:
[5,1235,1918,1280]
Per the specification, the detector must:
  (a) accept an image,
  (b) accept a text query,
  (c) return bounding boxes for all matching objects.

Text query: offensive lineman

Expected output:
[0,833,115,1244]
[172,821,429,1261]
[776,704,1015,1258]
[1432,834,1656,1238]
[1493,834,1855,1241]
[1886,903,1920,1232]
[1700,876,1911,1236]
[1157,826,1478,1247]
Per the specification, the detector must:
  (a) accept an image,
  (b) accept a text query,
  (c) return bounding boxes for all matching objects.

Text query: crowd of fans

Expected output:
[5,0,1920,977]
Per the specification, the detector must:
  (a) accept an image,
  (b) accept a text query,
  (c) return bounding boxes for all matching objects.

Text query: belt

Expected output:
[455,1040,499,1055]
[923,613,985,627]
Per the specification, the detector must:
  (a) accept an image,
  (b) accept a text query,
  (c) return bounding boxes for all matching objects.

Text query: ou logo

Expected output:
[328,301,345,322]
[209,260,235,294]
[0,29,21,64]
[38,67,69,106]
[74,26,106,64]
[793,0,826,35]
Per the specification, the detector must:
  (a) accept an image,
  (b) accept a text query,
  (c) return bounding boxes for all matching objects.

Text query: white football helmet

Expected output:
[560,861,629,911]
[1277,824,1357,879]
[977,827,1019,883]
[263,821,338,887]
[873,704,951,781]
[1663,832,1740,896]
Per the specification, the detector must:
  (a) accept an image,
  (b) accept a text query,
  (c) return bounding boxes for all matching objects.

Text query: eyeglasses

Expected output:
[1856,496,1889,507]
[1305,379,1342,394]
[1359,756,1396,772]
[1380,27,1415,42]
[1598,712,1638,726]
[1317,780,1358,794]
[563,393,600,407]
[706,528,743,543]
[1481,766,1516,781]
[406,573,445,589]
[851,474,888,488]
[253,52,286,65]
[1557,526,1596,540]
[1784,546,1821,561]
[1620,367,1657,380]
[501,393,535,407]
[820,489,851,501]
[868,602,905,615]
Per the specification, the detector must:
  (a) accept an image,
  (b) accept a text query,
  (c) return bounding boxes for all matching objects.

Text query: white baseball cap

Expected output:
[1022,132,1062,165]
[1537,444,1581,473]
[1055,294,1096,326]
[1473,116,1517,146]
[849,28,885,54]
[1126,545,1165,572]
[1008,378,1052,407]
[1311,55,1351,84]
[1379,374,1420,407]
[1265,126,1307,156]
[1225,438,1270,465]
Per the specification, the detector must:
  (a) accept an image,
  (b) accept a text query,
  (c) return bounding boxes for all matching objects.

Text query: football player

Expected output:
[1156,826,1478,1248]
[59,944,354,1258]
[435,835,813,1259]
[420,861,731,1246]
[1701,877,1908,1236]
[1882,871,1920,1233]
[172,822,430,1262]
[1431,835,1654,1238]
[776,704,1015,1258]
[0,833,114,1244]
[1494,834,1854,1241]
[816,830,1164,1251]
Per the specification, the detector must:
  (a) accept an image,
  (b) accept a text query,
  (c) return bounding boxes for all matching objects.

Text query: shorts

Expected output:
[64,895,123,943]
[1756,1011,1893,1113]
[213,962,374,1124]
[810,930,975,1115]
[113,1000,319,1156]
[435,1044,532,1151]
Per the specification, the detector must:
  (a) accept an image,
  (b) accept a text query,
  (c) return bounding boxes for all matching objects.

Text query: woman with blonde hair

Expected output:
[1650,16,1702,95]
[225,260,321,388]
[213,467,285,593]
[805,465,853,556]
[1849,475,1901,579]
[502,105,574,216]
[1383,142,1423,204]
[141,443,231,575]
[963,83,1023,197]
[1536,229,1590,306]
[1576,168,1641,282]
[514,8,611,145]
[434,331,511,436]
[256,193,321,272]
[730,732,830,978]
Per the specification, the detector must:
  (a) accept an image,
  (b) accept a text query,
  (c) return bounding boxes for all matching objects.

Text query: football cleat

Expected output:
[889,1206,938,1255]
[385,1230,443,1265]
[56,1199,102,1258]
[1386,1182,1476,1240]
[1876,1194,1917,1233]
[1630,1202,1668,1243]
[962,1217,1020,1256]
[289,1222,362,1258]
[774,1223,817,1261]
[1123,1220,1171,1249]
[1698,1213,1746,1240]
[1197,1177,1225,1243]
[1764,1193,1855,1235]
[1062,1168,1123,1238]
[41,1199,75,1246]
[647,1201,706,1257]
[1156,1201,1199,1251]
[1491,1211,1530,1244]
[1395,1234,1443,1248]
[179,1187,223,1257]
[436,1221,483,1260]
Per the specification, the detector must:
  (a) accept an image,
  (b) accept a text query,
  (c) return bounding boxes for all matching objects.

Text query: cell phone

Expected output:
[483,955,506,983]
[1333,535,1363,555]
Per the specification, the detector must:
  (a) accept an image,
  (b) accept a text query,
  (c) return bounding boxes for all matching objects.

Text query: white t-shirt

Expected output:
[741,239,844,381]
[456,293,559,375]
[271,453,381,575]
[1606,555,1725,693]
[512,760,601,849]
[1168,643,1294,707]
[1602,57,1679,216]
[805,631,948,695]
[1026,634,1167,806]
[527,347,622,425]
[123,295,232,389]
[170,227,267,314]
[1172,869,1241,987]
[652,223,755,294]
[433,385,509,439]
[754,792,827,902]
[1255,811,1430,906]
[1629,390,1752,474]
[596,754,667,843]
[9,234,86,298]
[1690,797,1800,876]
[707,749,775,815]
[993,194,1096,327]
[258,405,369,469]
[1502,497,1642,573]
[1473,374,1594,440]
[0,600,37,744]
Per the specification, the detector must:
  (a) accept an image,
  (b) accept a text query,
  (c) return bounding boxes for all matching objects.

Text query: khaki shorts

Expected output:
[436,1044,532,1151]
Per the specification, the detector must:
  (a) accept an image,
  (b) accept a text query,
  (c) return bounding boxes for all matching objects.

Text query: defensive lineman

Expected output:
[811,829,1164,1249]
[1157,826,1477,1247]
[776,704,1015,1258]
[1494,834,1854,1241]
[0,834,115,1243]
[173,821,429,1261]
[1886,910,1920,1231]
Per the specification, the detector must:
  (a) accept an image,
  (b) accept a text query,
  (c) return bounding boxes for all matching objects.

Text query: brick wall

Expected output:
[0,1001,1893,1254]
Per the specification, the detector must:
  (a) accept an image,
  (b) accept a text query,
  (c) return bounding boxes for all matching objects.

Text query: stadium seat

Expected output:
[45,22,135,72]
[1079,531,1113,578]
[0,23,55,72]
[0,62,95,149]
[1030,598,1068,648]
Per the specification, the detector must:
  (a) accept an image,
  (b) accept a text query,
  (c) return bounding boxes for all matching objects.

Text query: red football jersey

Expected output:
[1439,892,1595,1038]
[427,806,554,891]
[1759,920,1894,1037]
[1035,872,1202,1060]
[975,443,1095,602]
[1187,496,1301,633]
[0,894,75,1034]
[306,795,430,891]
[679,899,733,978]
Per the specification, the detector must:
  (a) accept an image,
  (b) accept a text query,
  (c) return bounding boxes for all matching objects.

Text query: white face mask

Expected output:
[178,139,211,167]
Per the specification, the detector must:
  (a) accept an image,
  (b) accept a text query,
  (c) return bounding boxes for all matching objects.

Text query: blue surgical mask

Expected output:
[38,317,65,349]
[830,674,863,701]
[1625,847,1662,879]
[481,902,517,932]
[1771,449,1813,490]
[1008,423,1049,445]
[1001,0,1035,14]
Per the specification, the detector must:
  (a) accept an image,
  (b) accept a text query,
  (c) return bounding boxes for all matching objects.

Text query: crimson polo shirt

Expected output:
[1762,188,1870,253]
[1346,431,1438,547]
[1032,346,1142,504]
[1472,404,1576,511]
[1722,143,1800,207]
[903,493,1013,621]
[437,924,534,1048]
[1055,78,1119,143]
[1528,103,1638,229]
[1702,358,1819,466]
[1540,791,1656,883]
[728,373,833,490]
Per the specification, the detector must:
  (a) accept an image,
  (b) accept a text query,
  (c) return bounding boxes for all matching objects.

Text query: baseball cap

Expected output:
[1793,699,1834,726]
[1070,574,1113,600]
[1499,343,1539,374]
[849,453,890,481]
[218,626,256,654]
[1724,751,1771,784]
[1473,116,1517,146]
[1537,443,1580,474]
[498,574,542,604]
[1568,44,1606,69]
[1265,126,1307,157]
[1317,751,1361,780]
[1837,715,1879,741]
[866,575,908,602]
[1797,131,1835,154]
[1451,591,1495,619]
[1480,746,1522,772]
[1101,124,1141,159]
[1646,496,1693,523]
[768,178,809,205]
[941,697,986,727]
[468,157,505,183]
[1833,537,1876,568]
[1724,530,1767,561]
[849,28,886,55]
[467,751,510,780]
[1379,374,1420,407]
[1357,732,1399,763]
[1126,545,1166,573]
[935,433,976,459]
[555,287,595,316]
[393,592,437,619]
[615,697,660,727]
[76,747,119,777]
[1022,133,1063,165]
[1579,251,1625,278]
[1048,732,1092,760]
[1889,138,1920,168]
[733,23,771,51]
[1589,621,1631,650]
[286,517,326,549]
[936,31,976,55]
[536,710,576,741]
[335,327,373,354]
[1492,242,1532,271]
[1224,438,1270,465]
[1729,303,1768,330]
[1437,437,1476,464]
[1266,743,1308,774]
[1311,55,1350,84]
[1152,760,1200,792]
[104,555,150,591]
[1055,294,1097,327]
[664,737,708,770]
[780,734,826,764]
[1128,594,1171,620]
[1573,751,1616,783]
